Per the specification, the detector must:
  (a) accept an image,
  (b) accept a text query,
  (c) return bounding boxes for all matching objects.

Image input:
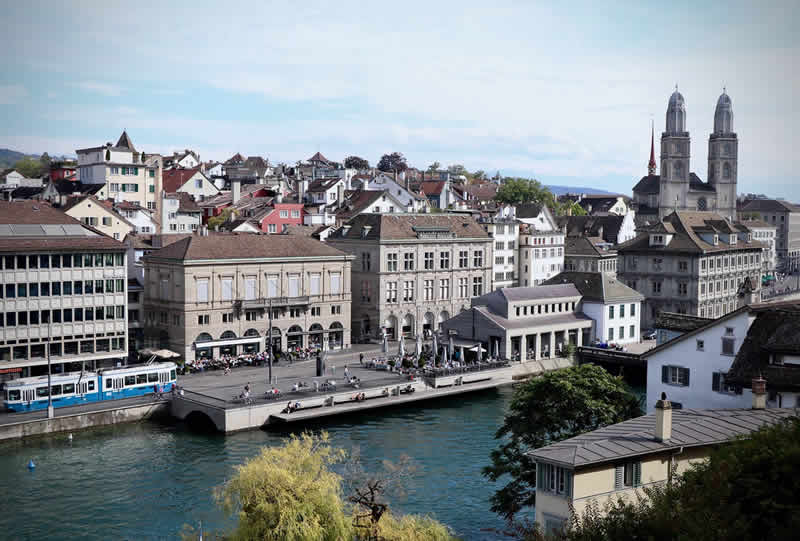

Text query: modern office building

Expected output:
[0,201,129,381]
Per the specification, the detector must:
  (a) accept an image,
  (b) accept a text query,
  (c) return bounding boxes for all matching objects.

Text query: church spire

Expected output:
[648,120,657,175]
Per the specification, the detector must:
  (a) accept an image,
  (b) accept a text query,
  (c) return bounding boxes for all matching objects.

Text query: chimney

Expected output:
[654,392,672,442]
[752,376,767,409]
[232,179,241,205]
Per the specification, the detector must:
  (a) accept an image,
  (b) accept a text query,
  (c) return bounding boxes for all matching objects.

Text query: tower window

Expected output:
[697,198,707,211]
[674,161,684,180]
[723,162,731,179]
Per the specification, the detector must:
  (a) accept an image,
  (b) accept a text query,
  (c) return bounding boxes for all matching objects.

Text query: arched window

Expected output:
[697,197,707,211]
[220,330,237,340]
[195,333,213,343]
[244,328,260,337]
[723,162,731,179]
[674,161,684,180]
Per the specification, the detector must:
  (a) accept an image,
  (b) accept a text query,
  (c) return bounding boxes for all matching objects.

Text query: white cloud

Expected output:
[0,84,28,105]
[72,81,123,96]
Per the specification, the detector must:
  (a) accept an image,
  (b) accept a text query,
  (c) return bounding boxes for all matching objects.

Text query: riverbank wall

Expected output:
[0,401,169,441]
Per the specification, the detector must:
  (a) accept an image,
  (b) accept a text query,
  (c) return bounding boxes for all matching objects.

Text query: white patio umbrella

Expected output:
[448,334,455,362]
[432,333,439,364]
[469,343,487,361]
[415,333,422,358]
[382,332,389,354]
[398,335,405,357]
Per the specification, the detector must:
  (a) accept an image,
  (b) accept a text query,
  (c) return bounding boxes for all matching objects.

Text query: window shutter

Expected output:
[683,368,690,386]
[661,365,669,383]
[614,465,624,490]
[712,372,720,392]
[634,462,642,486]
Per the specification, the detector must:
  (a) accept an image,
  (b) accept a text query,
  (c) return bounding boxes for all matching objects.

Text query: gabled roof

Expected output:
[688,172,716,192]
[515,202,545,219]
[557,215,626,244]
[654,311,712,332]
[641,305,750,358]
[726,302,800,391]
[165,192,201,213]
[541,272,643,303]
[308,152,331,165]
[162,167,206,193]
[224,153,245,166]
[144,233,349,261]
[307,177,342,193]
[632,174,660,194]
[115,131,136,152]
[419,181,445,196]
[335,190,401,221]
[530,407,797,468]
[327,213,490,241]
[741,199,800,213]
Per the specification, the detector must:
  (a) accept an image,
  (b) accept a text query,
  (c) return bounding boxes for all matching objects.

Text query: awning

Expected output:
[193,336,263,348]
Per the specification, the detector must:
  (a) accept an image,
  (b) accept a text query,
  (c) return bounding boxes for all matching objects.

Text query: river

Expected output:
[0,387,516,540]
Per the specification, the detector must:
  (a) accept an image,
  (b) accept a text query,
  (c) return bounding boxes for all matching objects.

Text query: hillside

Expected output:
[0,148,35,169]
[545,185,618,196]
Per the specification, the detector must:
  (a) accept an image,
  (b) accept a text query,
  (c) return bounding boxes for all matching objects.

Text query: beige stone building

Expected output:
[617,211,764,328]
[326,214,493,341]
[141,232,353,361]
[530,396,793,535]
[63,195,134,241]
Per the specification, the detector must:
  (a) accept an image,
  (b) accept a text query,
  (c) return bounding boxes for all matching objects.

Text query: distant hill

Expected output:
[545,185,619,196]
[0,148,35,169]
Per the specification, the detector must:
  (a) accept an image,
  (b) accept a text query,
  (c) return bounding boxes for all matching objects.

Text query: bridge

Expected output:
[576,346,646,368]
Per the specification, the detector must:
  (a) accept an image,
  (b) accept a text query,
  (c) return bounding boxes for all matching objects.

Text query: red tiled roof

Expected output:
[162,167,203,193]
[0,200,80,225]
[419,181,445,196]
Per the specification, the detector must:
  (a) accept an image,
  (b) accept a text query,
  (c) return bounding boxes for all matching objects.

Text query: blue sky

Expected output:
[1,1,797,198]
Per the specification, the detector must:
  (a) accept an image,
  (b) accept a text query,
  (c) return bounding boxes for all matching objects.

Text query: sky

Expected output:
[1,0,798,199]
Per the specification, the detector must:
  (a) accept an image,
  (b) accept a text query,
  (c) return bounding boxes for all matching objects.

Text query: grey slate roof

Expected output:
[500,284,581,302]
[530,407,797,468]
[475,305,593,331]
[654,311,712,332]
[741,199,800,213]
[541,272,644,303]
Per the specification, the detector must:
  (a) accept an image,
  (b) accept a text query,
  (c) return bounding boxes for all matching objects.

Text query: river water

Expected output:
[0,387,516,541]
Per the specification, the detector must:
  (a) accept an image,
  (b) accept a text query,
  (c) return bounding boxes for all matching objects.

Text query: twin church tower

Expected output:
[635,87,738,222]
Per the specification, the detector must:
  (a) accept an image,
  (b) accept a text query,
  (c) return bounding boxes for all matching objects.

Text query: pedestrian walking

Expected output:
[344,366,350,381]
[359,353,364,365]
[331,364,336,376]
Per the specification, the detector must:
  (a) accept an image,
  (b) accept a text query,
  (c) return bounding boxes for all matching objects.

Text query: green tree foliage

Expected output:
[13,156,44,178]
[377,152,408,173]
[484,364,641,522]
[39,152,51,170]
[207,207,236,230]
[345,156,370,170]
[105,148,111,161]
[472,170,487,182]
[217,432,351,541]
[190,432,458,541]
[550,417,800,541]
[494,178,553,206]
[447,164,468,177]
[558,201,587,216]
[427,161,441,172]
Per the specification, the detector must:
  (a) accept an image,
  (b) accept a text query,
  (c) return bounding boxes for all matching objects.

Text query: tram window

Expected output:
[148,373,158,383]
[51,385,62,396]
[8,390,20,401]
[170,370,176,380]
[125,376,136,386]
[88,381,95,391]
[106,379,113,390]
[136,374,147,384]
[63,384,75,394]
[36,387,49,398]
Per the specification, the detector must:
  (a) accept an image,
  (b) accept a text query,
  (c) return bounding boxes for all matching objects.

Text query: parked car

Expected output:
[642,329,657,340]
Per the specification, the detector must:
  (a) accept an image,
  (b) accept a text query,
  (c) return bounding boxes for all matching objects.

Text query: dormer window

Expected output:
[729,234,737,245]
[713,235,719,245]
[651,234,665,245]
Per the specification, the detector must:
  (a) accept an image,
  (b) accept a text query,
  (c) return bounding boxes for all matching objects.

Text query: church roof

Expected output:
[633,174,660,194]
[115,131,136,152]
[688,173,716,193]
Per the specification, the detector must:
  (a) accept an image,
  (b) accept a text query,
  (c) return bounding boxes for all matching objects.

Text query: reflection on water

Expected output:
[0,387,514,541]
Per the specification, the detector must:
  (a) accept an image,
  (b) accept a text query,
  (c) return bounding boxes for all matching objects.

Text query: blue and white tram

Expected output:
[3,362,177,412]
[98,362,177,400]
[3,371,100,412]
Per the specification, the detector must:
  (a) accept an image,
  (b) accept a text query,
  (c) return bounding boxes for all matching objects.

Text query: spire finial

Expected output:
[675,83,678,92]
[648,118,657,176]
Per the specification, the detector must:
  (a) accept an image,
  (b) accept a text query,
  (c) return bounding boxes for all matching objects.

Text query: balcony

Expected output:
[238,296,310,309]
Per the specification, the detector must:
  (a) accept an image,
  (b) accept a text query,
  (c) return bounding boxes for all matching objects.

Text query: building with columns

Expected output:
[326,214,493,341]
[633,88,738,225]
[439,284,594,362]
[141,232,353,361]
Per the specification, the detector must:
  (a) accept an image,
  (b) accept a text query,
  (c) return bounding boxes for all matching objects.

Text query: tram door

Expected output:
[22,389,35,403]
[158,372,168,384]
[78,382,89,396]
[115,377,124,392]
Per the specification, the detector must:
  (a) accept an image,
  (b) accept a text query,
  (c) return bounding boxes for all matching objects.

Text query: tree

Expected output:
[39,152,51,171]
[555,201,587,217]
[105,148,111,161]
[345,156,370,170]
[472,170,487,182]
[483,364,641,522]
[190,432,457,541]
[494,178,551,206]
[427,161,441,172]
[377,152,408,173]
[13,156,44,178]
[216,432,351,541]
[447,164,468,177]
[207,208,236,230]
[551,417,800,541]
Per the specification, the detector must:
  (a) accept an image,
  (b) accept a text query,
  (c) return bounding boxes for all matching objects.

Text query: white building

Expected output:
[161,168,219,200]
[516,204,565,287]
[355,173,426,211]
[738,219,777,274]
[115,201,159,234]
[543,271,644,345]
[0,169,43,188]
[642,305,754,412]
[479,206,518,289]
[161,192,202,233]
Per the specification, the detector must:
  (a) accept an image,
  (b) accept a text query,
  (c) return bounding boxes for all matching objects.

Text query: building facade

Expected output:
[516,204,565,287]
[326,214,493,341]
[76,131,163,215]
[0,201,129,381]
[740,199,800,271]
[480,206,519,290]
[142,233,353,361]
[617,211,763,328]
